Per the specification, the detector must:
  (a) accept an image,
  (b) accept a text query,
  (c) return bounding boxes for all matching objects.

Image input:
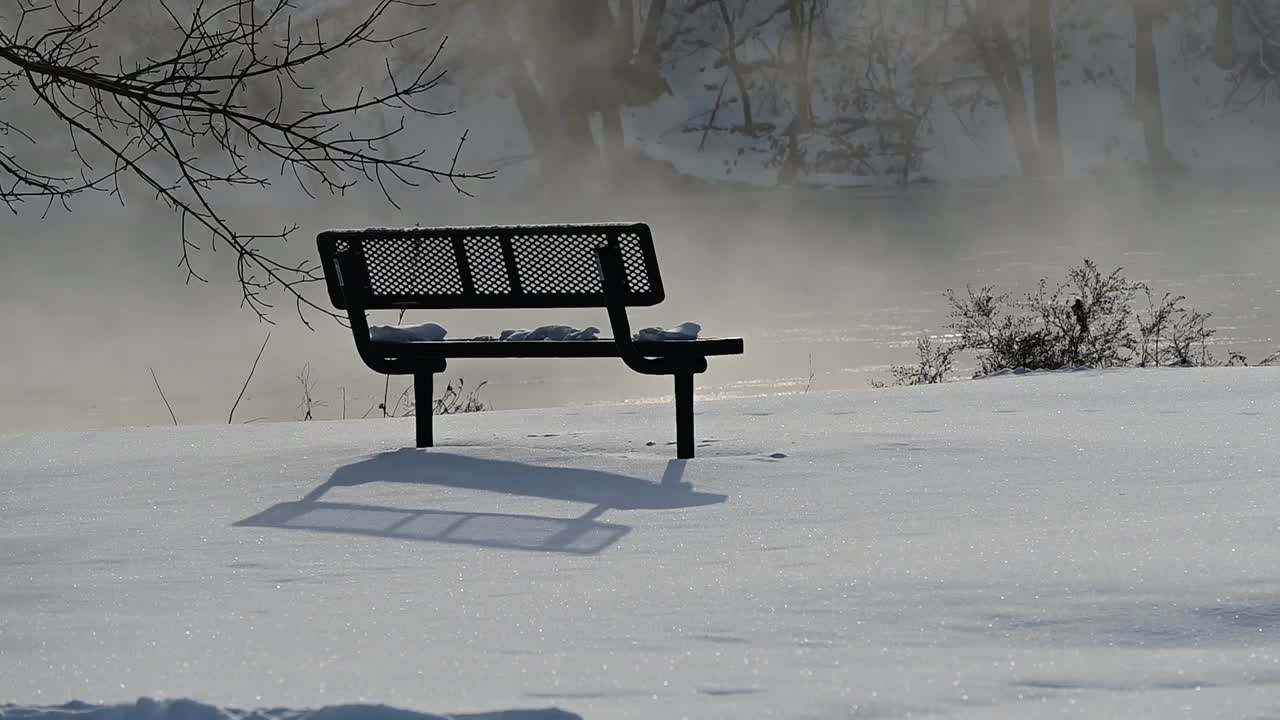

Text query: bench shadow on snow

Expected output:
[0,698,581,720]
[946,585,1280,699]
[235,450,727,555]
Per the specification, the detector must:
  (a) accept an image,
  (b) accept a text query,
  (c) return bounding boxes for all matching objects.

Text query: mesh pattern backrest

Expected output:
[317,223,664,310]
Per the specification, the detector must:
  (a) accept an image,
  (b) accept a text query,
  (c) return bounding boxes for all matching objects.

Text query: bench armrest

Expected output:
[332,250,372,334]
[595,246,706,376]
[332,250,439,375]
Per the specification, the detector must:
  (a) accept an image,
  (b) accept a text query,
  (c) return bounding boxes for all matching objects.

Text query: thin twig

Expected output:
[382,374,392,417]
[699,72,729,152]
[149,367,179,425]
[391,382,413,417]
[228,332,271,424]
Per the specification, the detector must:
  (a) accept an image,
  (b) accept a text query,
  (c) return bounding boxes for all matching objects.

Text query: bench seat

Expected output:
[369,337,745,359]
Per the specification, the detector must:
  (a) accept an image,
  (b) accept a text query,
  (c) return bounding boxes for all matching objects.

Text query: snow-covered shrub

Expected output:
[946,259,1224,376]
[886,259,1231,385]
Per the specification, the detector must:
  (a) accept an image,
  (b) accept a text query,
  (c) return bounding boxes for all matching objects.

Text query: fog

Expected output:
[4,172,1278,434]
[3,1,1279,433]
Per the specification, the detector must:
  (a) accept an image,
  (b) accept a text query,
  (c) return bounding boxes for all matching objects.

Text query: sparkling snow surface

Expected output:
[3,369,1280,719]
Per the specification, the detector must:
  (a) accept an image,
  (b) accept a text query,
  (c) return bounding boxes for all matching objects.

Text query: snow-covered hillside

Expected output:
[4,368,1280,718]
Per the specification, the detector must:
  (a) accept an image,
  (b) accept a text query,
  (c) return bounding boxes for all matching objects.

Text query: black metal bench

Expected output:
[316,222,744,459]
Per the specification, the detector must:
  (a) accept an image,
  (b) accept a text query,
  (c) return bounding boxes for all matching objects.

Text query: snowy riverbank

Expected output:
[4,368,1279,718]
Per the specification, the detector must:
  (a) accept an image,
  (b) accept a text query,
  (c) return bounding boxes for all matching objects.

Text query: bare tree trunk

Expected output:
[619,0,636,50]
[601,104,626,179]
[490,0,671,186]
[1029,0,1063,175]
[524,1,617,178]
[992,39,1041,177]
[1213,0,1237,70]
[478,5,563,179]
[638,0,668,59]
[599,1,629,181]
[971,6,1042,176]
[780,0,818,184]
[1134,0,1175,171]
[715,0,754,130]
[789,0,816,131]
[509,64,559,166]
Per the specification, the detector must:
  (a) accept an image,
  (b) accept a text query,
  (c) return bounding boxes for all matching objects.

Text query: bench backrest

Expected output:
[317,223,666,310]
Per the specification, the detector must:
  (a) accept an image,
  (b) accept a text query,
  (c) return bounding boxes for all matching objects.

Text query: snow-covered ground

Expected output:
[4,368,1280,718]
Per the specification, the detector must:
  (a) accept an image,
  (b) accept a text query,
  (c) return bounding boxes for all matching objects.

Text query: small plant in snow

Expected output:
[428,378,489,416]
[1136,287,1216,366]
[888,336,958,386]
[296,364,326,421]
[1225,349,1280,367]
[375,376,491,418]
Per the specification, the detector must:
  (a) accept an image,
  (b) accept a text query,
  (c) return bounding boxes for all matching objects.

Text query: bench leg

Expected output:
[414,371,434,448]
[674,372,695,459]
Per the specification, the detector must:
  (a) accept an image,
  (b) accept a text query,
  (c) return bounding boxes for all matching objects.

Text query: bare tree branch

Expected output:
[0,0,493,324]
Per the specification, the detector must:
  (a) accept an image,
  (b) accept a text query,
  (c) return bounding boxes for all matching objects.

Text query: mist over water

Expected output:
[4,2,1280,433]
[3,172,1278,433]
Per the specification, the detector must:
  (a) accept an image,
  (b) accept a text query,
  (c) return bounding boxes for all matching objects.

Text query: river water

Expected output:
[2,174,1277,432]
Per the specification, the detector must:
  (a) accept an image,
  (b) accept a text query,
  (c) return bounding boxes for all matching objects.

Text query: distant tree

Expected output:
[0,0,490,323]
[1218,0,1280,110]
[777,0,821,183]
[960,0,1044,176]
[673,0,936,183]
[918,0,1070,176]
[1213,0,1238,69]
[474,0,672,186]
[1132,0,1177,171]
[607,0,674,168]
[707,0,759,133]
[1028,0,1063,174]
